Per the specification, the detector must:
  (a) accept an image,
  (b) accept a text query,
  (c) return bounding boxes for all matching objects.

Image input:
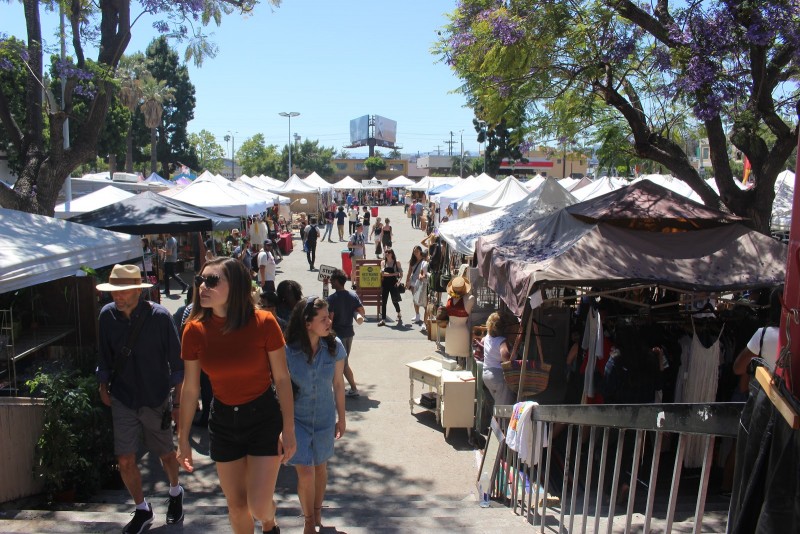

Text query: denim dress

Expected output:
[285,338,346,466]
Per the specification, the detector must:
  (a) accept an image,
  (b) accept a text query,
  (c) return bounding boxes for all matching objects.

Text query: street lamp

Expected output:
[226,131,238,179]
[279,112,300,179]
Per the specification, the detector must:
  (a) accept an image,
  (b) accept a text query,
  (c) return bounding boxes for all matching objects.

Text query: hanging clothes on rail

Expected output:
[682,318,724,468]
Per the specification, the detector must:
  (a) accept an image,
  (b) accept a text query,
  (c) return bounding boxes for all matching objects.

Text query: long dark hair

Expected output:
[187,257,255,333]
[285,296,338,362]
[408,245,422,271]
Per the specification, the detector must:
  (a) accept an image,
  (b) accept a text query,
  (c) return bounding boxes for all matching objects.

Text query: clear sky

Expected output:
[1,1,481,158]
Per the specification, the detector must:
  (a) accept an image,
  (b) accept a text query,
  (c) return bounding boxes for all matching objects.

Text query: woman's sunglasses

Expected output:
[195,274,221,289]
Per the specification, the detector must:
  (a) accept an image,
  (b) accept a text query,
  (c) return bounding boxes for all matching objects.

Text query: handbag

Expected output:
[396,283,406,294]
[501,321,551,397]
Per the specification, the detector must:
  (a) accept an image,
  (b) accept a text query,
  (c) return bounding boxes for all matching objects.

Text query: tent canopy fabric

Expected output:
[476,209,787,315]
[269,174,320,194]
[566,179,744,231]
[144,172,172,186]
[232,178,290,205]
[408,176,462,192]
[68,191,240,234]
[387,175,415,187]
[55,185,134,218]
[436,174,498,207]
[462,175,535,214]
[165,175,266,216]
[302,172,334,191]
[0,208,142,294]
[439,177,578,256]
[571,176,625,200]
[333,176,363,190]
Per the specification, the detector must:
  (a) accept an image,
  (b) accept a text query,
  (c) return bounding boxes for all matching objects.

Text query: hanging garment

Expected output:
[682,319,724,468]
[581,307,604,399]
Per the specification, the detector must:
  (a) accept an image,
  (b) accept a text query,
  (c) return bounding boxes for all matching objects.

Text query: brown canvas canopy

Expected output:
[476,209,786,316]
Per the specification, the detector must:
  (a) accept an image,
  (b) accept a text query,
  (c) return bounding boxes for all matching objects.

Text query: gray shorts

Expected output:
[341,336,354,358]
[111,396,175,457]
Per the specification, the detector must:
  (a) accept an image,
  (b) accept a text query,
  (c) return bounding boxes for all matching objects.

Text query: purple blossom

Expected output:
[653,47,671,71]
[153,20,170,34]
[0,58,12,71]
[55,60,94,82]
[489,11,524,46]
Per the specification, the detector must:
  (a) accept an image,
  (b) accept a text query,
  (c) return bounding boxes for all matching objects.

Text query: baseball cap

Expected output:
[263,239,272,246]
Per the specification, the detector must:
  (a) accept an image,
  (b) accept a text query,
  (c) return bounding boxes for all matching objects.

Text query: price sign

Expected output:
[317,264,337,282]
[358,265,382,288]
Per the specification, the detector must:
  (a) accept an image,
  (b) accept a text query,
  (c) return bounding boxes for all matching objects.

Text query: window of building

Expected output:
[556,158,562,164]
[389,163,404,171]
[354,163,366,171]
[702,148,710,159]
[335,163,347,171]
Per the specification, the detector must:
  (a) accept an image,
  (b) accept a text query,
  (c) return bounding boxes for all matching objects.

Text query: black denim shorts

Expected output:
[208,388,283,462]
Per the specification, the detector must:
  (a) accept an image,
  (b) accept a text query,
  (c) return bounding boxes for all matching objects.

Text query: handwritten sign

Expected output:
[358,265,382,288]
[317,264,337,282]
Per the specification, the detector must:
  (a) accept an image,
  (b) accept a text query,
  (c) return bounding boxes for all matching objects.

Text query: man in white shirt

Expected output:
[258,239,277,294]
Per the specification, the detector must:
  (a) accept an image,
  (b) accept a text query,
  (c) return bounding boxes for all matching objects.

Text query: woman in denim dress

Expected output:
[284,297,346,533]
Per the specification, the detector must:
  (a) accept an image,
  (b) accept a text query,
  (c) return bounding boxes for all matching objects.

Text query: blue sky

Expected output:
[1,1,481,158]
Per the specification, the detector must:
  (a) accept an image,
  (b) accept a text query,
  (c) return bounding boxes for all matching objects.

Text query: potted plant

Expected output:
[26,363,116,501]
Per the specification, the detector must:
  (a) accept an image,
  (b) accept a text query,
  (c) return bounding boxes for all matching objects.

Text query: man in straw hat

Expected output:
[95,264,186,533]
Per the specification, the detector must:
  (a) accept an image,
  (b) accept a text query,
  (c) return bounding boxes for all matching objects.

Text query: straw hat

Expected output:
[96,264,153,291]
[447,276,471,296]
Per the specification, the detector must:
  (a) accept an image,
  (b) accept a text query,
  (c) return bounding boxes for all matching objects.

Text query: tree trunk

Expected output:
[150,127,157,174]
[109,153,117,177]
[125,122,134,173]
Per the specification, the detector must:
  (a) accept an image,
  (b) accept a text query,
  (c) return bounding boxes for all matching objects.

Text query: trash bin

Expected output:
[371,206,378,217]
[341,249,352,278]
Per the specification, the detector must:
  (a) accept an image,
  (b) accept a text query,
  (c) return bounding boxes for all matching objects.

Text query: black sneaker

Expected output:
[165,488,184,524]
[123,505,154,534]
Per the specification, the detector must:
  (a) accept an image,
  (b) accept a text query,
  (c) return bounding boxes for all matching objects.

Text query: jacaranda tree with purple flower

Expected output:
[438,0,800,233]
[0,0,278,216]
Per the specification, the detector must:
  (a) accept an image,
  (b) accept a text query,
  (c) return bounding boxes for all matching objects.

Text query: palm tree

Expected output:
[117,54,148,173]
[139,74,175,174]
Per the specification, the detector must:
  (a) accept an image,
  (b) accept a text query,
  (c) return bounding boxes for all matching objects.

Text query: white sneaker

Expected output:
[413,314,420,323]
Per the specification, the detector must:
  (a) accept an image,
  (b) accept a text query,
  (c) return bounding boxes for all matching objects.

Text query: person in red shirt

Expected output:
[177,257,296,534]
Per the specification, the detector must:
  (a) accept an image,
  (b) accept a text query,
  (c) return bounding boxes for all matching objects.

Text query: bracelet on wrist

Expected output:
[172,404,181,408]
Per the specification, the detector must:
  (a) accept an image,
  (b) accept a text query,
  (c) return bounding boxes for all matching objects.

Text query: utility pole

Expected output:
[444,132,456,156]
[435,145,442,155]
[460,131,464,178]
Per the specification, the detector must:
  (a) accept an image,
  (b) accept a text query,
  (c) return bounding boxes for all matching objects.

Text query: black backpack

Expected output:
[307,225,319,243]
[251,252,259,272]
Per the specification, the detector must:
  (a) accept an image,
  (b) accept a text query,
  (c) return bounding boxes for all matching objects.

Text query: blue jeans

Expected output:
[322,222,333,241]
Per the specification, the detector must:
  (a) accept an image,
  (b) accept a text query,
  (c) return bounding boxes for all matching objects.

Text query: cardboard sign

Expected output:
[317,264,337,282]
[358,265,382,288]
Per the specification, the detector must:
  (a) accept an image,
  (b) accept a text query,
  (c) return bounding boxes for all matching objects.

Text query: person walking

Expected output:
[322,207,335,242]
[258,239,277,294]
[335,206,347,241]
[347,222,367,287]
[304,217,319,271]
[372,217,384,257]
[160,233,189,296]
[380,218,394,251]
[284,297,346,534]
[177,257,296,534]
[95,264,185,533]
[377,248,403,327]
[361,206,371,243]
[410,201,418,228]
[327,269,366,398]
[406,246,429,325]
[413,199,424,229]
[347,204,359,235]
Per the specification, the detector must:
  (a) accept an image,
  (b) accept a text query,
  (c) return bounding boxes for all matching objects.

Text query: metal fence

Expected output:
[488,402,743,533]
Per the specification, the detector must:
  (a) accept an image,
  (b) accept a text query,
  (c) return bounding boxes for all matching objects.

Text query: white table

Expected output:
[406,358,475,438]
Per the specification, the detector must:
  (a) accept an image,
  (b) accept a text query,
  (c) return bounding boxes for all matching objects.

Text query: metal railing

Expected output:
[488,402,743,533]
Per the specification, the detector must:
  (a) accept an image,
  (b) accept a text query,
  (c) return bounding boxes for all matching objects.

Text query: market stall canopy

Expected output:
[632,174,694,198]
[68,191,240,233]
[462,175,535,215]
[0,208,141,294]
[439,177,577,256]
[568,176,594,193]
[566,179,744,231]
[269,174,320,194]
[524,175,546,191]
[408,176,462,192]
[333,176,363,190]
[302,172,334,192]
[55,185,134,219]
[387,175,415,188]
[476,209,787,315]
[159,175,266,216]
[571,176,625,200]
[771,170,795,230]
[144,172,173,186]
[559,177,579,191]
[233,178,290,205]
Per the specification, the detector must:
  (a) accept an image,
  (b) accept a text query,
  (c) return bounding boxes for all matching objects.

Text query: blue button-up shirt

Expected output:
[96,300,183,409]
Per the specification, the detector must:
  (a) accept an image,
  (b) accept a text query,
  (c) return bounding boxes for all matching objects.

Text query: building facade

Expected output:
[330,158,408,181]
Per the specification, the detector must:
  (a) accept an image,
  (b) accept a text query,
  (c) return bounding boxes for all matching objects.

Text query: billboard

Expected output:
[350,115,370,145]
[374,115,397,144]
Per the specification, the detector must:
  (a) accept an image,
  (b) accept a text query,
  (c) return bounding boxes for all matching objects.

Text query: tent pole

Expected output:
[516,305,534,404]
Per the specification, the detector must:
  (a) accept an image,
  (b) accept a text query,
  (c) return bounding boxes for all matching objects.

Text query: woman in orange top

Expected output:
[177,257,296,534]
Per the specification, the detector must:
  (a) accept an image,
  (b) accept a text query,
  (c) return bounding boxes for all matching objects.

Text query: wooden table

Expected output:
[406,358,475,438]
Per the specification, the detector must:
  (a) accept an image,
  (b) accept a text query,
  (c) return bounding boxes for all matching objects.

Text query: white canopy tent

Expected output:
[387,175,415,188]
[232,178,290,205]
[461,175,535,216]
[0,208,142,294]
[333,176,363,190]
[433,174,498,221]
[438,177,578,256]
[163,174,266,216]
[571,176,625,201]
[408,176,463,193]
[55,185,135,219]
[302,172,334,192]
[268,174,322,213]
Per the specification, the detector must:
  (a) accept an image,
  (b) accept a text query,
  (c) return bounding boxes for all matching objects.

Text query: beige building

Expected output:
[500,146,589,179]
[330,158,408,181]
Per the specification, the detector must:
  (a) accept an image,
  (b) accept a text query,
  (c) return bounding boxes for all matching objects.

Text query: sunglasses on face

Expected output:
[195,274,221,289]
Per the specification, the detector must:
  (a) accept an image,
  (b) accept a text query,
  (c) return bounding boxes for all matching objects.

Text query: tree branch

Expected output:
[609,0,675,47]
[0,89,23,153]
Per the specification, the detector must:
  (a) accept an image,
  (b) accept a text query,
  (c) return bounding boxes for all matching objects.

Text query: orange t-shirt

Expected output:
[181,309,285,405]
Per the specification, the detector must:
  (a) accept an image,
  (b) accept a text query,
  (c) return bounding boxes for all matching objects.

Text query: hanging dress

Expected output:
[682,318,724,468]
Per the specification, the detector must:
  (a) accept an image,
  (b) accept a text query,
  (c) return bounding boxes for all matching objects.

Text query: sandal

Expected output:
[346,388,360,398]
[314,506,323,528]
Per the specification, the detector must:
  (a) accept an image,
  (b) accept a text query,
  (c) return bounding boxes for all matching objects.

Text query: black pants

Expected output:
[381,282,401,320]
[163,261,187,295]
[306,241,317,268]
[349,221,357,234]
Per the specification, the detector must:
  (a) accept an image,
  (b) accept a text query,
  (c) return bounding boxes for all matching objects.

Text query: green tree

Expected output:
[237,134,283,177]
[0,37,30,178]
[0,1,278,216]
[139,75,174,174]
[188,129,225,173]
[117,53,148,173]
[364,156,386,178]
[388,148,401,159]
[142,37,197,177]
[289,139,336,177]
[438,0,800,232]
